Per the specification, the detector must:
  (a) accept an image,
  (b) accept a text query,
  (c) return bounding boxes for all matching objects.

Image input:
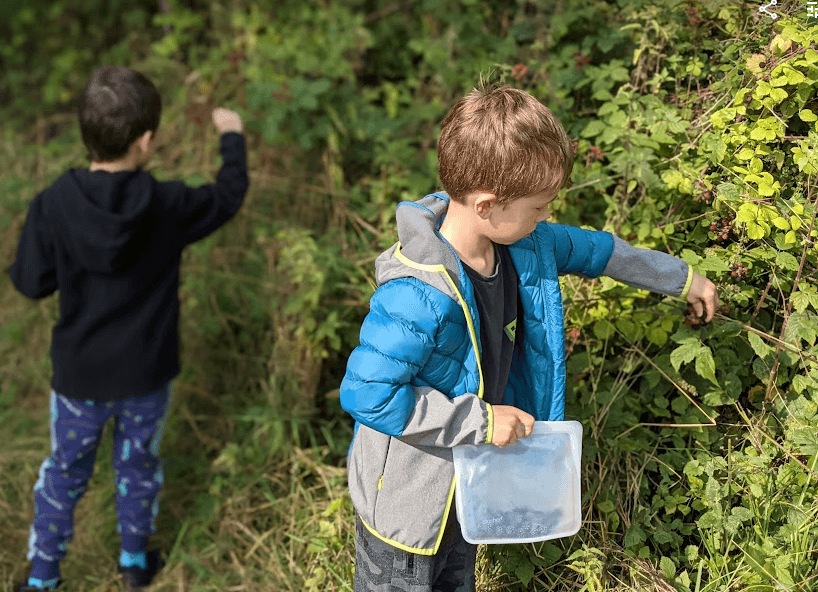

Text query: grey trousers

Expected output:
[353,507,477,592]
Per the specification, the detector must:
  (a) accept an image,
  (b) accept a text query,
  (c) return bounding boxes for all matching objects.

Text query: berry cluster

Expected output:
[511,63,535,88]
[708,217,733,243]
[730,261,749,283]
[685,5,701,27]
[683,303,730,329]
[683,305,707,328]
[693,180,712,203]
[585,145,604,167]
[574,52,591,70]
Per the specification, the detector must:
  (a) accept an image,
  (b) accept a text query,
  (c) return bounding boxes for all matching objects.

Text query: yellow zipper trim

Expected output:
[391,242,491,548]
[485,402,494,444]
[377,475,384,490]
[360,478,459,556]
[393,243,484,402]
[359,515,437,556]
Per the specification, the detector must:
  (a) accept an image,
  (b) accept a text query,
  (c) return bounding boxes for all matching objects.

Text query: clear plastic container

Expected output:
[452,420,583,544]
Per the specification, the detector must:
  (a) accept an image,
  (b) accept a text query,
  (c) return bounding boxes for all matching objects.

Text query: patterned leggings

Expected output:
[28,385,170,565]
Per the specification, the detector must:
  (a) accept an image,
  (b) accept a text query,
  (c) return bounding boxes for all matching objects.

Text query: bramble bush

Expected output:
[1,0,817,590]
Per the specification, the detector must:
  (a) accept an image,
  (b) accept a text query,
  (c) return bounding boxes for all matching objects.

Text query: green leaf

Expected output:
[746,222,766,239]
[624,524,646,548]
[659,556,676,579]
[646,325,668,347]
[793,374,817,394]
[736,204,757,223]
[776,251,799,270]
[514,562,534,586]
[582,120,606,138]
[670,339,700,371]
[744,544,775,579]
[695,346,718,385]
[798,109,817,122]
[726,506,753,534]
[784,67,806,85]
[790,286,818,313]
[736,147,755,160]
[772,216,790,230]
[670,339,718,385]
[784,312,818,346]
[748,332,773,358]
[769,87,788,104]
[593,320,615,340]
[757,182,776,197]
[696,257,730,273]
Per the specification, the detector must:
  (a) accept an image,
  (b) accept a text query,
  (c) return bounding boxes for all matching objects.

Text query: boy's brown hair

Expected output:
[438,84,574,204]
[78,66,162,162]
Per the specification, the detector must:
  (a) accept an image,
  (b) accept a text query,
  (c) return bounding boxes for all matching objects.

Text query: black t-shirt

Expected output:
[462,243,519,406]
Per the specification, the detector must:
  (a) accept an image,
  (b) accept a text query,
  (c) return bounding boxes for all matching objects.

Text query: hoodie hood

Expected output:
[374,192,470,301]
[50,168,154,272]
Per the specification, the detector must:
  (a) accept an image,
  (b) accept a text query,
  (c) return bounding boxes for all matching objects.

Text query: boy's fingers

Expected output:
[520,411,535,436]
[703,300,714,323]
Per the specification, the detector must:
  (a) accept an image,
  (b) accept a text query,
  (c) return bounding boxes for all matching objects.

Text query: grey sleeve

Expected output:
[397,386,492,448]
[602,235,690,297]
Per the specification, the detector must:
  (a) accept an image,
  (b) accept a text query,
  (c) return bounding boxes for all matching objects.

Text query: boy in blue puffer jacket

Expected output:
[340,84,718,591]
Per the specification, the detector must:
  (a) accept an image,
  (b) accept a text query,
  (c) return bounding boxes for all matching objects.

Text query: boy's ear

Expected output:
[134,130,154,155]
[474,192,497,219]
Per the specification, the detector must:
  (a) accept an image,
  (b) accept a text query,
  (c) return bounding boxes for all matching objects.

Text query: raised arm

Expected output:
[170,108,249,246]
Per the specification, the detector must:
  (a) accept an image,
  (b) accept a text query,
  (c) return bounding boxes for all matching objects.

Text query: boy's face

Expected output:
[475,188,559,244]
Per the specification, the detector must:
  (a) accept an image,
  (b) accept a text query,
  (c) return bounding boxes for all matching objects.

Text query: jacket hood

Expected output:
[51,168,154,272]
[375,192,467,300]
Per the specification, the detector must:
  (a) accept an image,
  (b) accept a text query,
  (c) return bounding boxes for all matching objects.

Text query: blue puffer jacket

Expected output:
[340,192,690,554]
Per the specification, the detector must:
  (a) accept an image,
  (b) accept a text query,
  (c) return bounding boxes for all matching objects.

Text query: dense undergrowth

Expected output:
[1,0,817,590]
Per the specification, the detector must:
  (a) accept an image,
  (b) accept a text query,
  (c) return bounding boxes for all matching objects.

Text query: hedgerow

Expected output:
[1,1,817,590]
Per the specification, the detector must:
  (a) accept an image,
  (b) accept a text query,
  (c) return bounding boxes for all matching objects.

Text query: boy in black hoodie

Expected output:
[8,66,248,591]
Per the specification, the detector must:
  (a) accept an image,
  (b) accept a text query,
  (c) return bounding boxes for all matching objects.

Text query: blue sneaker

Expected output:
[117,549,164,590]
[15,581,61,592]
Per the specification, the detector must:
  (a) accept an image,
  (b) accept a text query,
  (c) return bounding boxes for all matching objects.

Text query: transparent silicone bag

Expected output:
[452,420,583,544]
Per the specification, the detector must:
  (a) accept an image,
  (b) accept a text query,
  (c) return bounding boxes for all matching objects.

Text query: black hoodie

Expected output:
[8,132,248,401]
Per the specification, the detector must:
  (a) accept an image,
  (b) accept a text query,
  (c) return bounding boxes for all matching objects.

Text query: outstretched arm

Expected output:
[602,235,718,320]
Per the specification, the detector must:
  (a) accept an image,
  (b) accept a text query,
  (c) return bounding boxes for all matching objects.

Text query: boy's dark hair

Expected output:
[78,66,162,162]
[438,84,574,204]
